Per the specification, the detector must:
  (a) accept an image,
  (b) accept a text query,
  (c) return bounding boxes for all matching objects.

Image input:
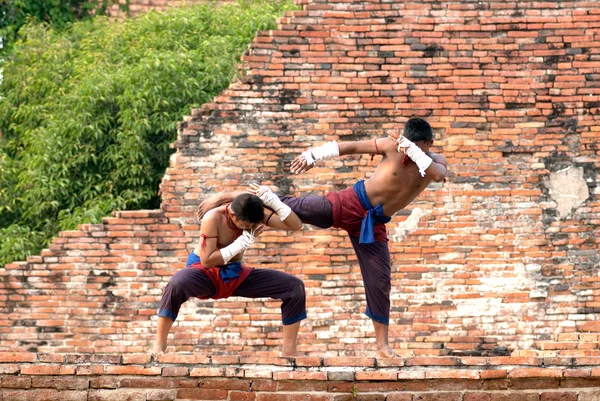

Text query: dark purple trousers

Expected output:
[278,194,392,325]
[158,254,307,325]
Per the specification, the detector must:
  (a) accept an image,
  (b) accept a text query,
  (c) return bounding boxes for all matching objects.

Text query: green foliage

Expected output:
[0,0,125,55]
[0,0,298,266]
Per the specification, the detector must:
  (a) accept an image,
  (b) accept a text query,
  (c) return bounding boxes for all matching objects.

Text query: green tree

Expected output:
[0,0,126,55]
[0,0,298,265]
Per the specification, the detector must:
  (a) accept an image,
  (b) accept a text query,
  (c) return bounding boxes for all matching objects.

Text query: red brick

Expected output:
[177,388,228,399]
[0,364,19,374]
[273,371,328,380]
[155,354,210,364]
[230,391,256,401]
[489,395,539,401]
[295,356,323,367]
[122,354,151,364]
[105,366,161,375]
[464,394,491,401]
[31,377,89,390]
[76,365,105,375]
[2,376,32,389]
[0,352,37,363]
[90,377,120,389]
[20,365,76,375]
[425,369,481,379]
[386,394,412,401]
[324,357,375,367]
[574,357,600,366]
[37,354,64,363]
[146,389,177,401]
[88,389,147,401]
[397,370,426,380]
[239,356,293,366]
[210,356,240,364]
[480,370,508,379]
[162,366,189,376]
[354,371,397,380]
[406,357,459,366]
[540,393,578,401]
[190,367,225,377]
[489,357,542,366]
[508,368,563,378]
[412,393,462,401]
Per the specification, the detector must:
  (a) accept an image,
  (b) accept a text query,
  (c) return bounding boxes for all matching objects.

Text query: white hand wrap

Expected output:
[220,230,256,264]
[254,186,292,221]
[301,141,339,166]
[396,137,433,177]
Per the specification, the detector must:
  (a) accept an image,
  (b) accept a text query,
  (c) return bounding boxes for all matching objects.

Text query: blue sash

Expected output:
[353,180,392,244]
[186,252,242,282]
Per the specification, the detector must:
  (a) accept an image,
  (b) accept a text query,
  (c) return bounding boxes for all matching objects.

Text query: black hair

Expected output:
[231,193,264,224]
[403,117,433,143]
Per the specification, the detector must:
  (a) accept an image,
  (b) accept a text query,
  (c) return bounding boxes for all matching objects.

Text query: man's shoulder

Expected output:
[203,207,224,223]
[430,152,448,166]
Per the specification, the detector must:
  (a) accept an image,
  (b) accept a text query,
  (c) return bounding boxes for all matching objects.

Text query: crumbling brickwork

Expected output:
[1,0,599,359]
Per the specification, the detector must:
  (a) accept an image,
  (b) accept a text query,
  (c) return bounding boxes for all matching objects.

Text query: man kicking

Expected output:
[154,184,306,356]
[199,117,448,357]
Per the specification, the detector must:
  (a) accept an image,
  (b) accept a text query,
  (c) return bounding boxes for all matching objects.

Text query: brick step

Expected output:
[513,349,600,357]
[552,333,600,342]
[535,341,600,350]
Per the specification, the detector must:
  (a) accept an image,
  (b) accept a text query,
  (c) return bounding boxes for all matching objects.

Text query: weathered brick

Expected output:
[177,388,228,399]
[0,353,37,363]
[88,389,147,401]
[1,376,32,389]
[540,392,578,401]
[105,366,161,375]
[20,365,76,375]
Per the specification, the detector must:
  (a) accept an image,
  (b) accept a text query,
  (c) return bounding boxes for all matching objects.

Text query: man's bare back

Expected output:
[364,138,446,216]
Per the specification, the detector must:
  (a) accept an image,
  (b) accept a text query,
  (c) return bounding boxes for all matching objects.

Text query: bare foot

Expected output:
[152,343,167,355]
[376,344,399,358]
[281,349,307,357]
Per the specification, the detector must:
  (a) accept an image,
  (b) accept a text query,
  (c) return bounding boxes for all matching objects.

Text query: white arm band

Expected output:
[254,186,292,221]
[220,230,255,264]
[301,141,339,166]
[397,137,433,177]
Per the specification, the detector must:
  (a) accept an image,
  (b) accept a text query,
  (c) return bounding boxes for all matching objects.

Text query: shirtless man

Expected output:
[199,117,448,357]
[154,184,306,356]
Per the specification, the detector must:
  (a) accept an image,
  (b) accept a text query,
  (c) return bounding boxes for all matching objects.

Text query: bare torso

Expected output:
[364,149,443,216]
[194,205,245,263]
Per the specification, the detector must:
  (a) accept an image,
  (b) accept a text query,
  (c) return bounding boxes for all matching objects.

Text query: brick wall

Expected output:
[2,353,600,400]
[1,0,599,360]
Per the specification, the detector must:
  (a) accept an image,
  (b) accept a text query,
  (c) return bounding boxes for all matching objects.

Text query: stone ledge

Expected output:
[2,353,600,380]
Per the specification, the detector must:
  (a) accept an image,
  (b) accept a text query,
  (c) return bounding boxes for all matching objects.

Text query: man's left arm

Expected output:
[427,153,448,183]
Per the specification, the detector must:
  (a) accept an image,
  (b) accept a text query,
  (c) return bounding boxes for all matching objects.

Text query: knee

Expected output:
[287,277,305,301]
[167,271,189,293]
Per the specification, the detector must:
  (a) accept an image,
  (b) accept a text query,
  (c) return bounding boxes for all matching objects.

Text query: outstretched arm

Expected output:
[290,138,395,174]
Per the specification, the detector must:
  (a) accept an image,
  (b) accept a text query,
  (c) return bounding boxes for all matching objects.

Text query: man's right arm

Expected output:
[198,212,259,268]
[197,212,225,268]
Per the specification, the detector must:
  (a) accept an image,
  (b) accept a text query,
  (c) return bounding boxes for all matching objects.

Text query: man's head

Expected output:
[230,193,264,230]
[404,117,433,148]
